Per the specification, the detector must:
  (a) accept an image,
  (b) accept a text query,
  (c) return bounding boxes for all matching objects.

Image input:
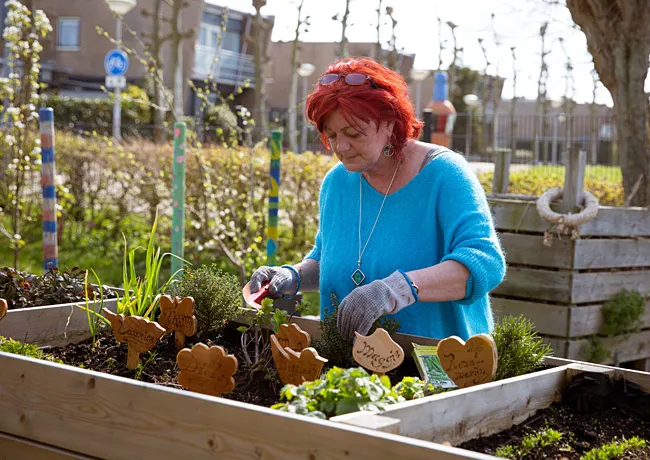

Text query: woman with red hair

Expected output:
[250,57,505,341]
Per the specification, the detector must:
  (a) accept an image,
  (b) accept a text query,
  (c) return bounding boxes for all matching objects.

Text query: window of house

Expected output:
[57,17,80,50]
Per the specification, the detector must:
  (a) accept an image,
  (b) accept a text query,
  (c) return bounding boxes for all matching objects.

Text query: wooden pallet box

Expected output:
[488,198,650,366]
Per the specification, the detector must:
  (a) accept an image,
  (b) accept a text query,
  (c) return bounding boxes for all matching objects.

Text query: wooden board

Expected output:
[489,198,650,237]
[498,233,574,268]
[574,238,650,269]
[0,299,118,347]
[492,267,571,303]
[562,329,650,364]
[0,433,93,459]
[0,352,495,460]
[572,271,650,303]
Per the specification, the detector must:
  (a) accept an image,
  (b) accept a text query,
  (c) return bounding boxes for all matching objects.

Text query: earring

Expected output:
[382,144,395,157]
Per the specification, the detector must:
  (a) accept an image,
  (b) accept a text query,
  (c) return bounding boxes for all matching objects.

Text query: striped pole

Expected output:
[39,108,58,271]
[266,130,283,265]
[171,122,187,276]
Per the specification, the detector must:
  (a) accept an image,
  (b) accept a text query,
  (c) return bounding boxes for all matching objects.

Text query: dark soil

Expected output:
[460,372,650,459]
[47,324,422,409]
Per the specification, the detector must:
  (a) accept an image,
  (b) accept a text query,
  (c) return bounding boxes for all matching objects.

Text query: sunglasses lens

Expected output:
[320,74,340,85]
[345,74,367,85]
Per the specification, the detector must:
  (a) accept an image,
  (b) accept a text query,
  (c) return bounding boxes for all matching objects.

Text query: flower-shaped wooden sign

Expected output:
[275,323,310,352]
[436,334,498,389]
[0,298,7,322]
[177,343,238,396]
[158,295,197,350]
[103,308,166,369]
[271,334,327,386]
[353,328,404,375]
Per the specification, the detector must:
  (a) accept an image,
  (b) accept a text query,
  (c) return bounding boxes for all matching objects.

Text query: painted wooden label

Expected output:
[103,308,166,369]
[158,295,197,350]
[0,298,7,321]
[271,334,327,386]
[177,343,238,396]
[436,334,498,389]
[353,328,404,374]
[275,323,310,352]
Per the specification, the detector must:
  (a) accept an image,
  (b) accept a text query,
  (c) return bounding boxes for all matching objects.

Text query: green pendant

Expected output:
[351,268,365,286]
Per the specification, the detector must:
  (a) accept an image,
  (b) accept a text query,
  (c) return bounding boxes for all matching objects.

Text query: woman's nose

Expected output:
[333,137,350,153]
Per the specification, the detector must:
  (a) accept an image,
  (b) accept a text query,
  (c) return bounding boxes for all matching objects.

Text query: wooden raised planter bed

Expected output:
[488,197,650,369]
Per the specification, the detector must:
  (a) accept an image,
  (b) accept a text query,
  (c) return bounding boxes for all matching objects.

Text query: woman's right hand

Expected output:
[249,266,299,299]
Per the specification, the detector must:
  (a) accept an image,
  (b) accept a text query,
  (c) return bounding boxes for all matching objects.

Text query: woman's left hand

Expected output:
[337,271,417,340]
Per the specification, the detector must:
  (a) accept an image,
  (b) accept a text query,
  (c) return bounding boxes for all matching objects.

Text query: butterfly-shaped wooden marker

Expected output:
[103,308,166,370]
[177,343,238,396]
[271,334,327,386]
[158,295,197,350]
[436,334,498,389]
[275,323,311,352]
[0,298,7,322]
[353,328,404,376]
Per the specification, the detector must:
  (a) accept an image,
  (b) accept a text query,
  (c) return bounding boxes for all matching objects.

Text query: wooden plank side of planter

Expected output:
[571,271,650,304]
[498,233,573,268]
[0,299,118,347]
[336,366,569,446]
[489,199,650,237]
[0,353,494,460]
[574,239,650,269]
[491,297,570,337]
[563,329,650,365]
[492,267,571,303]
[0,433,93,459]
[568,301,650,337]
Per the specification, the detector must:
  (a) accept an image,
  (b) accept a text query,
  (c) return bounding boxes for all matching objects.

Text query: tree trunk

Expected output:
[252,1,268,142]
[566,0,650,206]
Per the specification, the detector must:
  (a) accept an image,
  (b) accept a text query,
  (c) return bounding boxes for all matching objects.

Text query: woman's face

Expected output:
[323,110,393,173]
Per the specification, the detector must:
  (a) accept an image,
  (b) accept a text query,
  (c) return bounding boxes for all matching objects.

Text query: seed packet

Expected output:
[411,343,457,389]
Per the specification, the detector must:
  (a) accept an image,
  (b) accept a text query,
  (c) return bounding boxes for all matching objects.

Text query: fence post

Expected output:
[492,150,511,195]
[39,108,58,271]
[171,122,187,276]
[422,109,432,144]
[267,130,283,265]
[562,148,586,212]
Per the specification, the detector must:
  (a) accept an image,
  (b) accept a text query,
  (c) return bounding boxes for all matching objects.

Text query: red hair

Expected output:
[305,57,423,161]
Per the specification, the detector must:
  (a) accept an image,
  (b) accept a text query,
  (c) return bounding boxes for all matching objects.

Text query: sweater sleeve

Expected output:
[435,153,506,304]
[303,163,334,263]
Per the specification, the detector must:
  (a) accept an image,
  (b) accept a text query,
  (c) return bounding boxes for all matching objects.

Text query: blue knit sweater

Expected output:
[304,150,506,340]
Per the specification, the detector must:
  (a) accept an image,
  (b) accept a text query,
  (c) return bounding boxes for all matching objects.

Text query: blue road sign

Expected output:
[104,49,129,76]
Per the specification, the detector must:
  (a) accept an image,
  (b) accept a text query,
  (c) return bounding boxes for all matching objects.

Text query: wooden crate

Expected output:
[332,360,650,447]
[488,198,650,365]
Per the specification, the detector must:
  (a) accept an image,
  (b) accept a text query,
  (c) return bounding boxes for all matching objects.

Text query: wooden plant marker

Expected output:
[158,295,197,350]
[0,298,7,322]
[436,334,498,389]
[103,308,166,370]
[352,328,404,376]
[177,343,238,396]
[271,334,327,386]
[276,323,311,352]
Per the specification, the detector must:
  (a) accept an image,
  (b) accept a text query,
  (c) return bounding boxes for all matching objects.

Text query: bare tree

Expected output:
[437,16,446,71]
[589,67,599,164]
[385,6,399,70]
[250,0,269,141]
[510,46,518,158]
[558,36,575,154]
[533,22,550,163]
[446,21,462,99]
[477,37,491,156]
[288,0,309,153]
[168,0,193,120]
[333,0,352,58]
[372,0,384,62]
[566,0,650,206]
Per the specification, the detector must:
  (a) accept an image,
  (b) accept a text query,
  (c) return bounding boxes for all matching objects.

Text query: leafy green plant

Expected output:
[117,210,183,320]
[134,351,157,381]
[495,428,564,458]
[81,268,110,349]
[271,366,433,419]
[167,264,241,337]
[600,289,645,336]
[492,315,553,380]
[0,336,62,364]
[581,336,610,364]
[580,436,646,460]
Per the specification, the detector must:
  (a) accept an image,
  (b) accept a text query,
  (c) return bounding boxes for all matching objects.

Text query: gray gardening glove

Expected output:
[337,271,417,340]
[249,265,299,299]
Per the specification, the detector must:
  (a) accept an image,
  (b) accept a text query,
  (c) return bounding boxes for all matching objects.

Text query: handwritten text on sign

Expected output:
[271,334,327,386]
[177,343,238,396]
[353,328,404,374]
[436,334,498,389]
[158,295,197,349]
[103,308,165,369]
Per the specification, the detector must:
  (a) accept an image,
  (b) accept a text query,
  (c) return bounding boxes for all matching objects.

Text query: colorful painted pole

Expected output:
[39,108,58,271]
[425,71,457,147]
[171,122,187,276]
[266,130,283,265]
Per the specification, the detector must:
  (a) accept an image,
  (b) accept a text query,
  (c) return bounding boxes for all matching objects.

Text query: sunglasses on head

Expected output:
[319,73,378,88]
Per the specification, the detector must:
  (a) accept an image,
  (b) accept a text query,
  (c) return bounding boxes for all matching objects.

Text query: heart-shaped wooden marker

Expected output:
[177,343,238,396]
[353,328,404,375]
[0,298,7,322]
[271,334,327,386]
[276,323,310,353]
[436,334,498,389]
[158,295,197,350]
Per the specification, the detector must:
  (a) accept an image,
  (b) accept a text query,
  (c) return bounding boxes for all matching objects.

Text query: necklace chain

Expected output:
[353,166,399,286]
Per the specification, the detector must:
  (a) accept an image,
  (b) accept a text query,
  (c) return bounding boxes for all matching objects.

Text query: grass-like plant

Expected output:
[492,315,553,381]
[0,336,62,364]
[495,428,564,458]
[580,336,610,363]
[82,268,110,349]
[581,436,646,460]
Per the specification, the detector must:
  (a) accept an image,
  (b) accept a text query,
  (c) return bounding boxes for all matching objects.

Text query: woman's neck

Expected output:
[363,140,422,194]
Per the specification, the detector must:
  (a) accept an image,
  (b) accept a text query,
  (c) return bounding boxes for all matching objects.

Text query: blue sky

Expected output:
[210,0,630,106]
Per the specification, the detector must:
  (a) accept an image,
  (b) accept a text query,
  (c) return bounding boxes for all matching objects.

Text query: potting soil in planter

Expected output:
[459,372,650,459]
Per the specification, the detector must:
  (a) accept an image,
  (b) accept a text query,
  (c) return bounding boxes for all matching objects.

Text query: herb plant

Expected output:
[491,315,553,381]
[581,436,646,460]
[0,336,62,364]
[167,264,241,336]
[495,428,564,458]
[600,289,645,336]
[271,366,433,419]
